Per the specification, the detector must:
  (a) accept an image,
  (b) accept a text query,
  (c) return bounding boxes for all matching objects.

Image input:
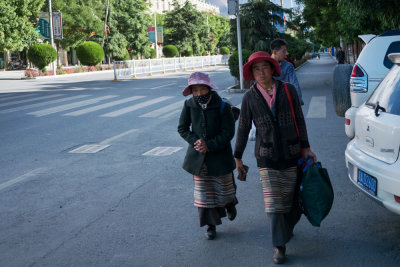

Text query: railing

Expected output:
[113,55,230,81]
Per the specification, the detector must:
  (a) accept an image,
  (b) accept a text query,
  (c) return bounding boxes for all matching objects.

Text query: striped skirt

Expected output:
[259,166,298,213]
[193,166,236,208]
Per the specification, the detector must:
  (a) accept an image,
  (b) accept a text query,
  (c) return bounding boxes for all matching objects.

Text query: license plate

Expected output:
[357,169,377,196]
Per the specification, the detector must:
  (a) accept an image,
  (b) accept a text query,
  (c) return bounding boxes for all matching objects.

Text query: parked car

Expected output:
[344,30,400,138]
[345,53,400,215]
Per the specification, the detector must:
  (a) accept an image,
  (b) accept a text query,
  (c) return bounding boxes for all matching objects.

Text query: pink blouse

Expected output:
[256,82,276,110]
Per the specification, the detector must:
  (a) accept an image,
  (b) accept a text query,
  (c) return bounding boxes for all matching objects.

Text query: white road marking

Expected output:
[0,168,47,191]
[306,96,326,118]
[28,95,117,117]
[101,96,173,117]
[99,129,137,144]
[149,83,177,90]
[0,94,64,108]
[159,109,181,119]
[69,144,110,153]
[0,95,90,114]
[0,93,36,102]
[64,96,146,116]
[140,100,185,118]
[142,146,183,156]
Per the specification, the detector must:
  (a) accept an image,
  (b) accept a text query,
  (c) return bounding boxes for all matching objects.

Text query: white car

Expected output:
[345,30,400,139]
[345,53,400,215]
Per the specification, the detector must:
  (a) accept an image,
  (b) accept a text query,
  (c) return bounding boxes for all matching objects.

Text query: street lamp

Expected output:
[48,0,56,76]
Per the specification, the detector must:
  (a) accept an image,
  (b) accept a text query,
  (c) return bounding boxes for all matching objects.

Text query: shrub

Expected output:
[162,45,178,57]
[114,50,130,61]
[149,48,156,59]
[228,49,252,81]
[76,41,105,66]
[24,69,39,78]
[28,43,57,72]
[181,46,193,57]
[219,47,230,55]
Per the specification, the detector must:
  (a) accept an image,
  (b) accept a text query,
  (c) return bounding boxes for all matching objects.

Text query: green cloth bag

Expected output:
[299,160,334,227]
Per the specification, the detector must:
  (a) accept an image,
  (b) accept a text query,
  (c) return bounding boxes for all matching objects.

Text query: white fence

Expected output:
[113,55,230,80]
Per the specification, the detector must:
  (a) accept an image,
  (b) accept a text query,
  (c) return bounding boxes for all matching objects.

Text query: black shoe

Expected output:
[272,246,286,264]
[226,205,237,221]
[205,225,216,240]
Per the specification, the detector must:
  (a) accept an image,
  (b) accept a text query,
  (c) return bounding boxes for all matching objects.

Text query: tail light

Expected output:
[394,195,400,203]
[350,64,368,93]
[346,119,351,125]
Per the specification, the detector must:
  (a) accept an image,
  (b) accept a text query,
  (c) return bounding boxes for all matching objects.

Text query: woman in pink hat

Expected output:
[233,52,316,264]
[178,72,238,240]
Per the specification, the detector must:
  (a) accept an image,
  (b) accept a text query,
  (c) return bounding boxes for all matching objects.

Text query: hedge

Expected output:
[219,47,230,55]
[76,41,105,66]
[28,43,57,72]
[163,45,178,57]
[228,49,252,80]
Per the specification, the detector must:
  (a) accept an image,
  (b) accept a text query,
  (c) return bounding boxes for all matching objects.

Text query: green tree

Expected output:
[164,0,205,56]
[0,0,44,64]
[231,0,288,51]
[207,14,231,53]
[108,0,152,58]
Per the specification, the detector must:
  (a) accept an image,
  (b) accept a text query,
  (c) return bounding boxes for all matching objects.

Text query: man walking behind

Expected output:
[270,39,304,105]
[336,47,345,64]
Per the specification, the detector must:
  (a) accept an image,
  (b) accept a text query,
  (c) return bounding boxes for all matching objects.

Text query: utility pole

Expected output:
[49,0,56,76]
[236,0,244,90]
[154,11,159,59]
[102,0,110,48]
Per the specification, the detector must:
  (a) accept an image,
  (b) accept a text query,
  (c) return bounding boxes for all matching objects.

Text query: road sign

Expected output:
[148,27,155,42]
[156,26,163,44]
[52,12,63,39]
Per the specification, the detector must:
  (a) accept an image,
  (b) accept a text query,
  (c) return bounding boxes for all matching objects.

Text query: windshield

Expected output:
[366,64,400,115]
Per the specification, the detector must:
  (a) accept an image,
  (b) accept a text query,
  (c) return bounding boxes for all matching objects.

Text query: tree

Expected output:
[231,0,288,51]
[207,14,231,53]
[164,0,205,56]
[0,0,44,65]
[108,0,152,58]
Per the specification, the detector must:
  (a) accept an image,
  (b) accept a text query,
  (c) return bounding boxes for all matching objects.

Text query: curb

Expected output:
[26,69,115,80]
[225,84,248,94]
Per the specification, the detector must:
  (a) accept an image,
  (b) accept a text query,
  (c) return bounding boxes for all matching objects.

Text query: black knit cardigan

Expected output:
[234,80,310,170]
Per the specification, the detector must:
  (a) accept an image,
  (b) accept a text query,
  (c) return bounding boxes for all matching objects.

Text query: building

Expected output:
[147,0,220,14]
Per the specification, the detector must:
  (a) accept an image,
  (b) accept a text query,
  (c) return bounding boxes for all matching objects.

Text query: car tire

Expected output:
[332,64,352,117]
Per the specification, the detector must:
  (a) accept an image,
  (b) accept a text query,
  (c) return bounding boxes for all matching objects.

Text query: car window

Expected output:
[367,64,400,115]
[383,41,400,69]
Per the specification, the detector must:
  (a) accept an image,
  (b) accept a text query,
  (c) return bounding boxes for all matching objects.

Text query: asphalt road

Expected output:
[1,54,399,267]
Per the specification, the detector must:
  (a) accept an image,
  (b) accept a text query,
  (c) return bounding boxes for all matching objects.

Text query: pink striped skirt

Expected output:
[193,166,236,208]
[258,166,298,213]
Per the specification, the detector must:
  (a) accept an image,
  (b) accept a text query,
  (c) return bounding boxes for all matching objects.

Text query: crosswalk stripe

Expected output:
[159,109,181,119]
[0,94,64,108]
[101,96,173,117]
[150,83,177,90]
[28,95,117,117]
[0,95,90,114]
[64,96,146,116]
[139,100,184,118]
[0,93,36,102]
[306,96,326,118]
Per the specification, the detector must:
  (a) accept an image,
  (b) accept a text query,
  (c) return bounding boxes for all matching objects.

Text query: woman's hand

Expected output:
[194,139,208,153]
[302,148,317,163]
[235,158,245,172]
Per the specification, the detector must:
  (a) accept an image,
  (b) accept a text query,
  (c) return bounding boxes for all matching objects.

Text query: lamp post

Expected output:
[48,0,56,76]
[154,10,159,59]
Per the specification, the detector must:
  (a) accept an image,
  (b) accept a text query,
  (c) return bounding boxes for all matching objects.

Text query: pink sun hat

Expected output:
[182,72,218,96]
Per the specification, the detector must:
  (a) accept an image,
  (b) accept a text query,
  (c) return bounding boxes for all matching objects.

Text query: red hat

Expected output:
[182,72,218,96]
[243,51,281,81]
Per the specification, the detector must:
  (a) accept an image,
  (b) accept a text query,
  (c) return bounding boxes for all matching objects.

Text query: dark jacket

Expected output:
[234,80,310,170]
[178,91,236,176]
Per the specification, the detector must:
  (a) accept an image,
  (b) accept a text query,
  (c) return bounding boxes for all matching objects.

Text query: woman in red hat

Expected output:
[178,72,238,240]
[233,52,316,264]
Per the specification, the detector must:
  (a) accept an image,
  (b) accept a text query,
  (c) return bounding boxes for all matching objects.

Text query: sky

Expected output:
[208,0,298,15]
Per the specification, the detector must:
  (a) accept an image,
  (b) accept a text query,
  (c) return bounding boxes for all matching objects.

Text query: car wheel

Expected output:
[332,64,352,117]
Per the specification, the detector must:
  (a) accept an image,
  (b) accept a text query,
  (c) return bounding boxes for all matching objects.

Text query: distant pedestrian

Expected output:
[234,51,316,264]
[270,39,304,105]
[178,72,238,240]
[336,47,345,64]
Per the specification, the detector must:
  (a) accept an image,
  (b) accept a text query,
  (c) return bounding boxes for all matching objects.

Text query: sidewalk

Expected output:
[0,70,25,80]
